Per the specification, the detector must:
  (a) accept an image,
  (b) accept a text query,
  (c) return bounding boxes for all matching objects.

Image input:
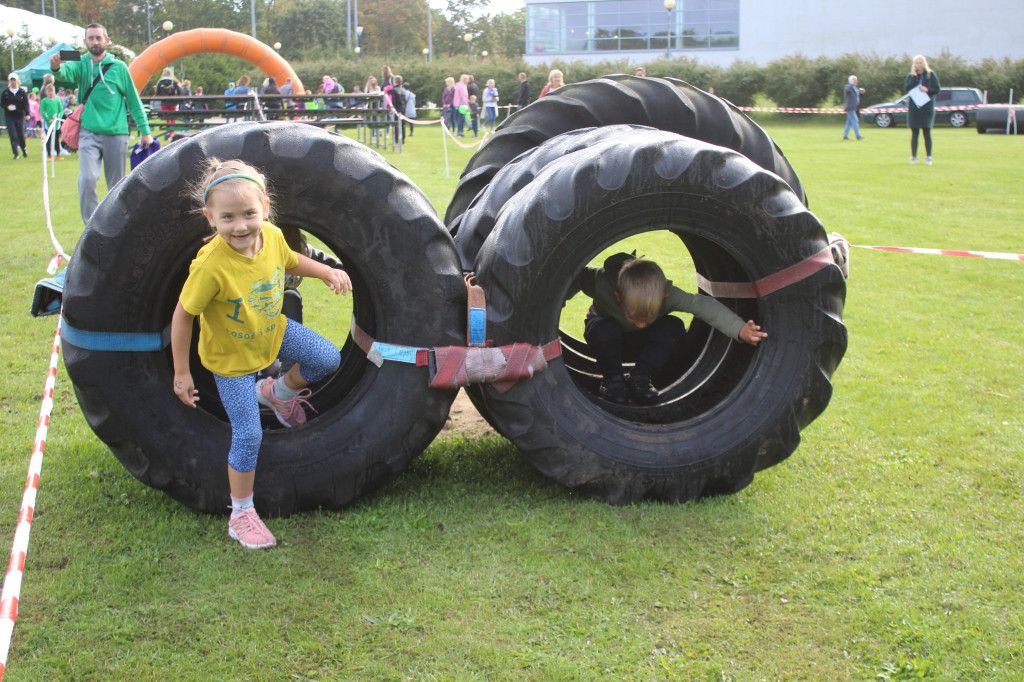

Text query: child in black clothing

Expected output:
[468,94,479,137]
[575,254,767,404]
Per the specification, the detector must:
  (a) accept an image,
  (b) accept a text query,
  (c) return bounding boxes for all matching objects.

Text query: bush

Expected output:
[764,54,839,109]
[830,53,907,104]
[712,60,763,107]
[213,51,1024,113]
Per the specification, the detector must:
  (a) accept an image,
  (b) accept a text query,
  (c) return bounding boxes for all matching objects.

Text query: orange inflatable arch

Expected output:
[129,28,303,96]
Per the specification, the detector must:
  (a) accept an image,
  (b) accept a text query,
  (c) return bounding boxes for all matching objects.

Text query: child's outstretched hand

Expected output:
[739,320,767,346]
[322,268,352,295]
[173,372,199,407]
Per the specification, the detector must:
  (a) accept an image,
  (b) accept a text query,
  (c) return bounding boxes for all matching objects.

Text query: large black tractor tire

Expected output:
[470,133,847,504]
[454,127,685,430]
[975,104,1024,133]
[444,75,806,237]
[456,125,671,272]
[62,121,464,517]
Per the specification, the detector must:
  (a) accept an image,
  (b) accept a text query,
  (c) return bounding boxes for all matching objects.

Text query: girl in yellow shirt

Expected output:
[170,159,352,549]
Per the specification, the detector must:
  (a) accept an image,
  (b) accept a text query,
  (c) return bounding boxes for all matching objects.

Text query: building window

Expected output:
[527,0,739,55]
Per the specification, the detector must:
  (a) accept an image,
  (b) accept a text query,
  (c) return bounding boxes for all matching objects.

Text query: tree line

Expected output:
[2,0,523,60]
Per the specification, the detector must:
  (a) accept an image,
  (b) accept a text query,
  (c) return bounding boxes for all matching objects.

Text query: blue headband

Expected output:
[204,173,266,202]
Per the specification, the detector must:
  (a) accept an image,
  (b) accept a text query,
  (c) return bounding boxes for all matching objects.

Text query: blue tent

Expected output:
[15,43,79,90]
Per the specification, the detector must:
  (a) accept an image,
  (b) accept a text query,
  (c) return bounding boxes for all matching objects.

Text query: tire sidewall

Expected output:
[473,137,844,501]
[63,122,464,515]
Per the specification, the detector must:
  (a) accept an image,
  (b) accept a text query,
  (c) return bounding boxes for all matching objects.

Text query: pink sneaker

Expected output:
[228,508,276,549]
[256,377,313,427]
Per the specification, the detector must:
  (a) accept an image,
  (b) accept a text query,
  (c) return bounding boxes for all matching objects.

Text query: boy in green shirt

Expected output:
[40,83,64,159]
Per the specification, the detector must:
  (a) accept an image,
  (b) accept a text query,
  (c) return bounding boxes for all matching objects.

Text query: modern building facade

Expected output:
[522,0,1023,65]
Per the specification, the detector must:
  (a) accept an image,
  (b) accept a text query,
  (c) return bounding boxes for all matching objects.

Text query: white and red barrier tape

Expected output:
[853,244,1024,261]
[738,104,984,114]
[0,317,62,680]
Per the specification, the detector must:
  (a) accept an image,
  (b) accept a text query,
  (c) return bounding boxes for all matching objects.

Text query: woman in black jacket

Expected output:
[904,54,941,165]
[2,73,30,159]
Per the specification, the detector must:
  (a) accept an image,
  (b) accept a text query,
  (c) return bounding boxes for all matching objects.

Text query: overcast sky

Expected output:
[428,0,526,16]
[486,0,526,14]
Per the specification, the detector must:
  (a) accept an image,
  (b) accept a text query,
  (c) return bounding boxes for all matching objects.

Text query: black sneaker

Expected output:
[628,374,659,405]
[599,374,629,405]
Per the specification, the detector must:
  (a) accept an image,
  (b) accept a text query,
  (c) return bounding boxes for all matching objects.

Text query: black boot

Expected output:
[628,373,659,405]
[599,374,629,405]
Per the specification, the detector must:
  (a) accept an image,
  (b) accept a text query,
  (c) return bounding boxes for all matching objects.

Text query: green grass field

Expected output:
[0,118,1022,680]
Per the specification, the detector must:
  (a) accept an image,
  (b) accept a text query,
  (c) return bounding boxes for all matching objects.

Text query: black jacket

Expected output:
[517,80,531,108]
[155,77,179,97]
[2,86,30,118]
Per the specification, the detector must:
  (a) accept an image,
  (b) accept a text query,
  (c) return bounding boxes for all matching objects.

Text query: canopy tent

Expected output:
[14,42,78,89]
[0,4,84,46]
[0,4,134,75]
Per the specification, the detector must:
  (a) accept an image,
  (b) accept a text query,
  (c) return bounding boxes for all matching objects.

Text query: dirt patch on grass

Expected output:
[441,389,495,437]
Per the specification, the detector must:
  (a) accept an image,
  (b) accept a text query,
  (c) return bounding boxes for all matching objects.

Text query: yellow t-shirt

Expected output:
[179,222,300,377]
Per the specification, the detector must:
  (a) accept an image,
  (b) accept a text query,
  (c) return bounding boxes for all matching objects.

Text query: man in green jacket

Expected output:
[50,23,153,225]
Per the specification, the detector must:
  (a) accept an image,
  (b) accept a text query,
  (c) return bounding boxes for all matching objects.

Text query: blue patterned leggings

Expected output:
[213,319,340,472]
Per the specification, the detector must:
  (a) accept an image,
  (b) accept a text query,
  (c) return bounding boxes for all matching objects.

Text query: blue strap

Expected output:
[467,307,487,346]
[61,316,171,351]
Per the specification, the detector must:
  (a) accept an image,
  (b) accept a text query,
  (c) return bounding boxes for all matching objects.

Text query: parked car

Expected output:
[860,87,985,128]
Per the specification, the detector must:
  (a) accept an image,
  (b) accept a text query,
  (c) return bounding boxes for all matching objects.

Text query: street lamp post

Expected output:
[354,46,361,60]
[663,0,676,59]
[481,50,488,59]
[160,21,184,79]
[355,25,363,59]
[352,0,358,52]
[464,32,473,62]
[6,28,15,72]
[422,47,429,64]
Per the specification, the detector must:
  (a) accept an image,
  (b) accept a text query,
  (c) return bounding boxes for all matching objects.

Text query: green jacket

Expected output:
[53,53,151,136]
[904,70,941,129]
[573,252,747,340]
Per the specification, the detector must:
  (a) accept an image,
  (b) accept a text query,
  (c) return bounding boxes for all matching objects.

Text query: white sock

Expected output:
[273,378,298,401]
[230,494,254,517]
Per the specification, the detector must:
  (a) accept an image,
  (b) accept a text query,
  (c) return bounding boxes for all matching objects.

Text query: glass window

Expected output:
[950,90,980,104]
[565,4,589,51]
[528,5,562,54]
[526,0,739,55]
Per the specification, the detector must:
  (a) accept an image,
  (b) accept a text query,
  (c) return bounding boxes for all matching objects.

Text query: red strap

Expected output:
[431,346,467,387]
[502,343,533,379]
[695,244,836,299]
[540,339,562,361]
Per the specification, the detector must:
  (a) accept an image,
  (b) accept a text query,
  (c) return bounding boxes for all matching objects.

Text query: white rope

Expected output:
[39,117,69,275]
[251,90,267,121]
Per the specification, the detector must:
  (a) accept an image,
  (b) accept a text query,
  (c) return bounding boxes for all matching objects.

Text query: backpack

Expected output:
[155,79,177,97]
